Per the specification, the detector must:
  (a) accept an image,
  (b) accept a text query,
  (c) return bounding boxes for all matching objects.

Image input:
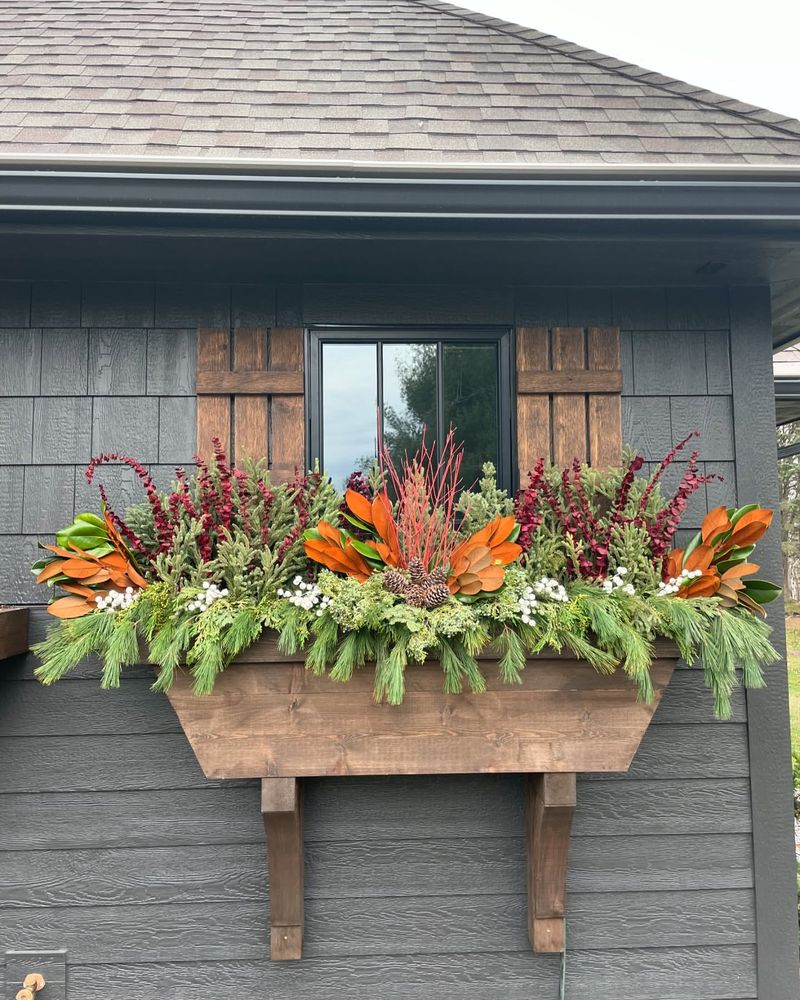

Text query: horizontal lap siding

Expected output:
[0,282,756,1000]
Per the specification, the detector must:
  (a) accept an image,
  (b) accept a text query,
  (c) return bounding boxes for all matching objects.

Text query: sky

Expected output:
[461,0,800,121]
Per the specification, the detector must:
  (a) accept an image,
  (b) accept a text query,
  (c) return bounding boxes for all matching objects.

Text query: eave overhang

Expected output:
[0,155,799,227]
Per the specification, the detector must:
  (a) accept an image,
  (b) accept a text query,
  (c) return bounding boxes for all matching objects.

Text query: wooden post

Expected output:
[527,772,576,953]
[261,777,304,960]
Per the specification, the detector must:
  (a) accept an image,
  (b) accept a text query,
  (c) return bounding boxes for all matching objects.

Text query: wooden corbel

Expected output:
[262,777,304,960]
[527,772,577,952]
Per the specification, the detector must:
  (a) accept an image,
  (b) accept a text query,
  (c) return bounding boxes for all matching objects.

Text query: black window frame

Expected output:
[306,325,515,492]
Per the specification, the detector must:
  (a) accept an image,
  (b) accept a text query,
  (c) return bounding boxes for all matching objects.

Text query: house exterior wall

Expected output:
[0,279,793,999]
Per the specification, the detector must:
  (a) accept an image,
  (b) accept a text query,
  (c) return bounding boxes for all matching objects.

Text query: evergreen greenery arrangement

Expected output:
[32,432,781,718]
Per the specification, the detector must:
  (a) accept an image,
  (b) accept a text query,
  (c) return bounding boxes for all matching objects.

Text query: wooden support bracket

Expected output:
[262,777,304,960]
[527,772,577,953]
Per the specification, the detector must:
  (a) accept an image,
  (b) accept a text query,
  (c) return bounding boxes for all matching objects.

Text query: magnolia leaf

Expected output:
[75,512,105,527]
[348,538,384,561]
[728,503,760,526]
[683,529,702,561]
[47,595,94,619]
[341,512,373,533]
[715,548,755,574]
[742,579,782,605]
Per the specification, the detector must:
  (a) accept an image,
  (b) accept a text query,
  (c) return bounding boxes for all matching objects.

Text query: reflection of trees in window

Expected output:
[382,343,498,489]
[383,343,436,467]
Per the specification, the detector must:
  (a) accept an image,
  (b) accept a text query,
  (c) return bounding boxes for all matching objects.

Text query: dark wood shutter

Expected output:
[196,327,305,478]
[516,326,622,479]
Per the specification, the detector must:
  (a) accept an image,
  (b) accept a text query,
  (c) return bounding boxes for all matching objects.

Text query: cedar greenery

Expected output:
[32,438,781,719]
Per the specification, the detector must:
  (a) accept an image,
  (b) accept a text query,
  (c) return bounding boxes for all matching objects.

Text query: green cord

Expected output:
[559,922,567,1000]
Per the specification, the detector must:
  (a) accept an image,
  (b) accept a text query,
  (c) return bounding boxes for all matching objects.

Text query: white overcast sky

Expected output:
[462,0,800,121]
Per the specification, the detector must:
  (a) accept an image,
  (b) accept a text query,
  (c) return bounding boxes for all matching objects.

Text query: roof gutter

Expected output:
[1,154,800,223]
[2,152,800,179]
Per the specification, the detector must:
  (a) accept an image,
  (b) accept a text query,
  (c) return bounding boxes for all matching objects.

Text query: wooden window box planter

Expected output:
[0,607,29,661]
[164,633,678,960]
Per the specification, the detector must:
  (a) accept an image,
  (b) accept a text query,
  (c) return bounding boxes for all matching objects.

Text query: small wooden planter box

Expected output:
[0,607,29,660]
[165,634,677,960]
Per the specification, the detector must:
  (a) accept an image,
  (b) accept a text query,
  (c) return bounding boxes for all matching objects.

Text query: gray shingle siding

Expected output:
[0,280,762,998]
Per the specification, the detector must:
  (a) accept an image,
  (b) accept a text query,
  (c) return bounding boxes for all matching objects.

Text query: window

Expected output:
[307,328,514,491]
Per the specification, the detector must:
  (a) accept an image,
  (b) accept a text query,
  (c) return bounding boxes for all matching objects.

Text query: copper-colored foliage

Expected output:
[665,505,774,612]
[448,516,522,596]
[39,512,149,618]
[303,519,372,583]
[345,488,403,567]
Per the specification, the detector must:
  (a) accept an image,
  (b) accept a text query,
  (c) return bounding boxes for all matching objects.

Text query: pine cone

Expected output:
[423,582,451,609]
[408,558,426,585]
[427,566,448,587]
[405,584,428,607]
[383,570,407,594]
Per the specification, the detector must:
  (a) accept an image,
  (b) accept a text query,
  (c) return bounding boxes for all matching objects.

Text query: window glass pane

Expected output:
[382,342,436,465]
[442,343,499,488]
[322,343,377,488]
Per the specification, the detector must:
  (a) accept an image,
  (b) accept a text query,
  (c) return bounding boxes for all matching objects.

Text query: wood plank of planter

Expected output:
[528,772,576,952]
[165,653,676,779]
[0,607,29,660]
[262,777,304,960]
[196,371,304,395]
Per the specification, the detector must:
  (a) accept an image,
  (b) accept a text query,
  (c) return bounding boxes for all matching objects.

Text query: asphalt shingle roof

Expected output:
[2,0,800,164]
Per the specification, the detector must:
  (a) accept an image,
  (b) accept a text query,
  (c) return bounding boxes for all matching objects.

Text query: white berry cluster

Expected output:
[518,577,569,625]
[95,587,140,613]
[657,567,703,596]
[278,577,332,616]
[601,567,635,596]
[186,580,229,613]
[531,577,569,603]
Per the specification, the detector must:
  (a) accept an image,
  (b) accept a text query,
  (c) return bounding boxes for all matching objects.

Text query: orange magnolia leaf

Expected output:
[701,506,731,545]
[316,520,342,545]
[729,508,773,548]
[36,560,69,584]
[60,583,101,600]
[490,541,524,565]
[370,492,402,565]
[684,544,715,573]
[372,541,401,566]
[48,595,95,619]
[98,552,129,573]
[60,558,107,580]
[125,563,149,589]
[663,549,684,580]
[720,562,760,582]
[41,543,76,559]
[488,516,517,546]
[345,489,374,526]
[304,526,372,582]
[77,569,111,585]
[682,574,721,598]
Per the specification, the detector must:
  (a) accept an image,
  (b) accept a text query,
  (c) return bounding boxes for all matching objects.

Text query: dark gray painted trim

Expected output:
[3,168,800,223]
[730,285,799,998]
